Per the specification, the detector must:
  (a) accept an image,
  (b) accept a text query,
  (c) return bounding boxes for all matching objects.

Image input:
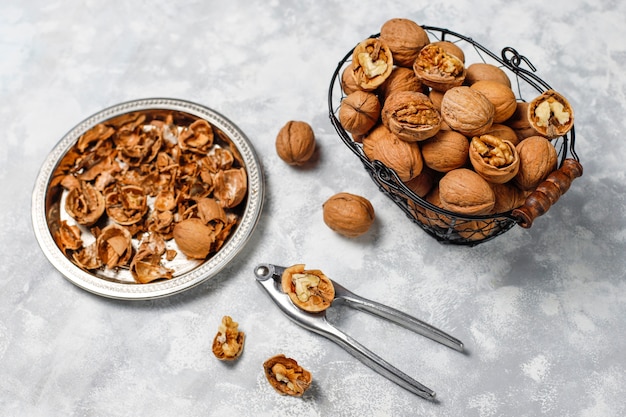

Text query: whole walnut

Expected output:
[379,18,430,67]
[440,86,495,136]
[439,168,496,215]
[339,90,381,136]
[490,182,529,213]
[420,130,469,173]
[513,136,558,191]
[470,80,517,124]
[464,63,512,87]
[275,121,316,165]
[323,192,375,237]
[376,67,424,105]
[506,101,541,141]
[362,124,423,181]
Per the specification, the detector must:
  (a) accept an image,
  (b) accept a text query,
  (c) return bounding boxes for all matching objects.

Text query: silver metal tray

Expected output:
[31,98,264,300]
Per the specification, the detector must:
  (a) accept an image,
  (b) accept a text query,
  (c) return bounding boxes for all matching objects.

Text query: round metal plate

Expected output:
[32,98,264,300]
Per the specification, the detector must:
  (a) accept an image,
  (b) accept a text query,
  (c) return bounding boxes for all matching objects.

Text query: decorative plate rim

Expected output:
[31,98,265,300]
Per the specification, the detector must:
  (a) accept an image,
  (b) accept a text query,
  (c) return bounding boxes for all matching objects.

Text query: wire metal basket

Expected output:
[328,26,582,246]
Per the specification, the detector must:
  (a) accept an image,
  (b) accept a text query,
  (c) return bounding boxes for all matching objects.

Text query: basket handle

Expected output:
[511,158,583,228]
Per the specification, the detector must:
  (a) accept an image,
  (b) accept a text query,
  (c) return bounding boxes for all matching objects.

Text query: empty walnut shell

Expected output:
[513,136,558,191]
[440,86,495,136]
[439,168,496,215]
[96,223,134,269]
[420,130,469,173]
[362,124,423,181]
[527,90,574,139]
[351,38,394,91]
[322,192,375,238]
[469,135,520,184]
[339,90,381,136]
[65,181,106,226]
[105,185,148,225]
[470,80,517,124]
[130,234,174,284]
[212,316,245,361]
[464,63,511,88]
[379,18,430,68]
[281,264,335,313]
[381,91,441,142]
[413,43,466,92]
[263,354,312,397]
[275,120,316,166]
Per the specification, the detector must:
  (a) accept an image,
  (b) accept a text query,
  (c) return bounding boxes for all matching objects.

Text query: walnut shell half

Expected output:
[381,91,441,142]
[469,135,520,184]
[413,44,466,92]
[281,264,335,313]
[527,90,574,139]
[263,355,312,397]
[351,38,394,91]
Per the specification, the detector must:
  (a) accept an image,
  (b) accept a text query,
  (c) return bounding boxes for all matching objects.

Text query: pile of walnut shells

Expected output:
[338,18,574,238]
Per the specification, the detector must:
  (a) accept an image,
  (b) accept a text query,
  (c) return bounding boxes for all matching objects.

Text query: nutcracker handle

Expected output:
[512,158,583,228]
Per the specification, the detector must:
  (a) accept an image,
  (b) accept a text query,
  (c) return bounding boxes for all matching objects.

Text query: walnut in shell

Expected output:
[470,80,517,124]
[506,101,541,141]
[351,38,394,91]
[376,67,424,105]
[381,91,441,142]
[420,130,469,173]
[440,86,495,136]
[275,120,316,166]
[212,316,245,361]
[464,62,511,87]
[362,124,423,181]
[413,43,466,92]
[322,192,375,238]
[341,65,360,95]
[439,168,496,215]
[263,354,312,397]
[513,136,558,191]
[281,264,335,312]
[339,90,381,136]
[527,90,574,139]
[403,168,436,198]
[469,134,520,184]
[490,182,530,214]
[379,18,430,68]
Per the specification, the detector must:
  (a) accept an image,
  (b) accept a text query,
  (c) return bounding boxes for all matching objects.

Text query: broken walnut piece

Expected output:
[281,264,335,313]
[351,38,394,91]
[95,223,134,269]
[469,134,520,184]
[178,119,215,154]
[104,185,148,225]
[263,354,312,397]
[65,181,106,226]
[130,233,174,284]
[527,90,574,139]
[212,316,245,361]
[172,218,216,260]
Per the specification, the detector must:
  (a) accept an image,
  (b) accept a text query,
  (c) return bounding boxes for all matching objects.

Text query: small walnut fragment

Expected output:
[281,264,335,313]
[212,316,245,361]
[263,354,312,397]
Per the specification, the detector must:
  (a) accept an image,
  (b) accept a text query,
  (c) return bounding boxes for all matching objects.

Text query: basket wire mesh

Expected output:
[328,26,579,246]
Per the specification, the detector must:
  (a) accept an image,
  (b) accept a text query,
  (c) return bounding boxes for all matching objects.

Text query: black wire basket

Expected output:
[328,25,582,246]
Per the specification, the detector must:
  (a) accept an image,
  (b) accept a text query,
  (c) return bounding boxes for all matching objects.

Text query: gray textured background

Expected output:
[2,0,625,416]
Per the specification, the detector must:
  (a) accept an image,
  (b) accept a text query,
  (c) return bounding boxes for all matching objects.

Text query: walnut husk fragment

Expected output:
[263,354,312,397]
[322,192,375,238]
